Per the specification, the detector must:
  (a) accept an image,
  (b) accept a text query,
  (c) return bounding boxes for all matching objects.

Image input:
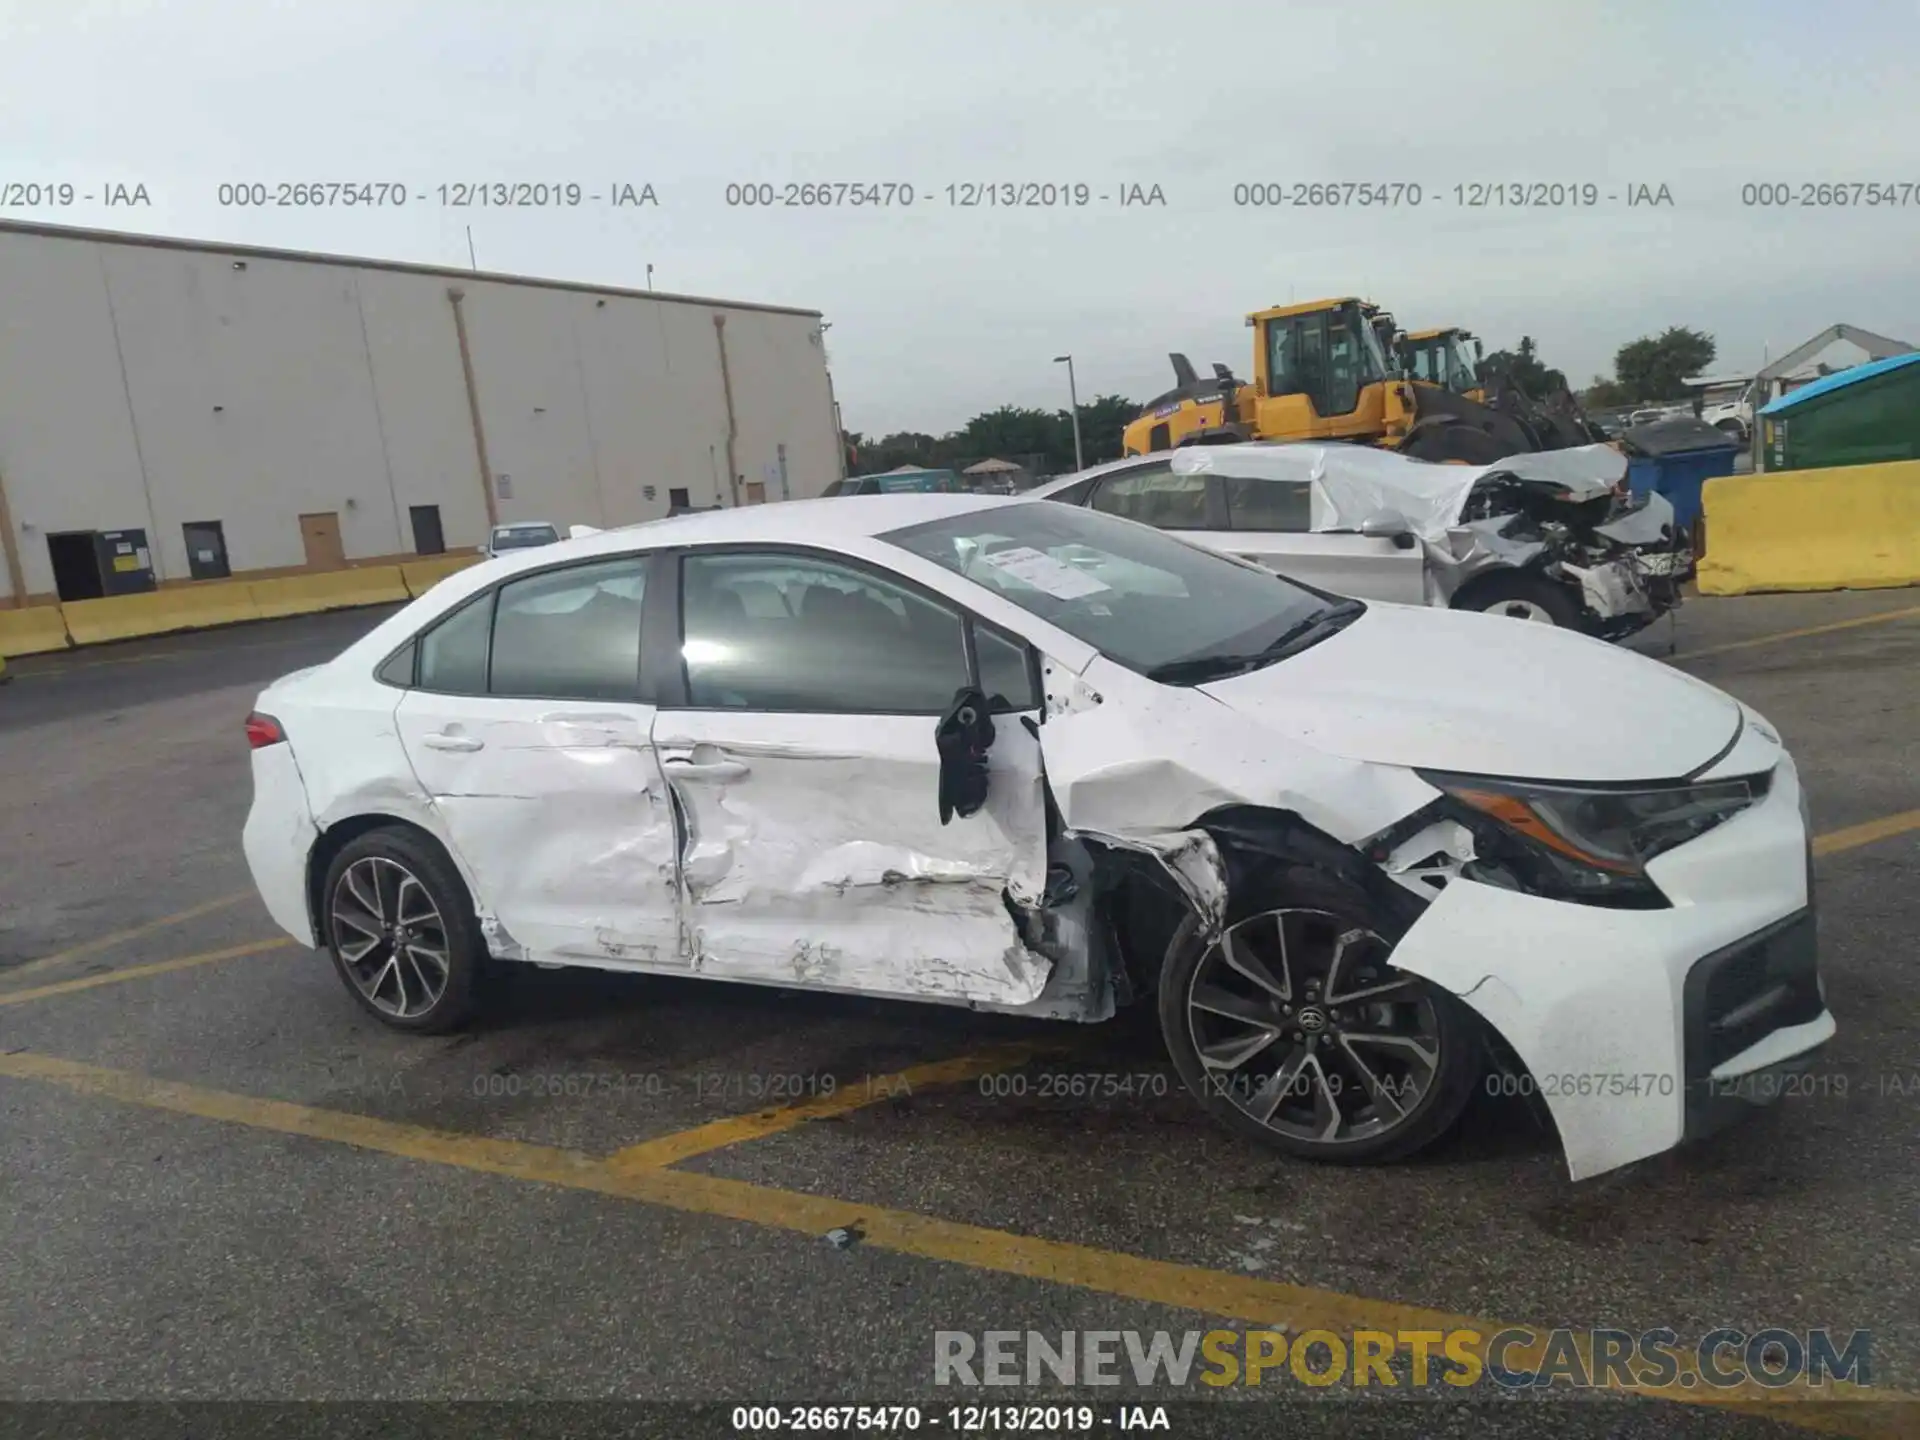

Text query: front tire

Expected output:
[1452,571,1581,628]
[322,827,484,1034]
[1157,866,1479,1165]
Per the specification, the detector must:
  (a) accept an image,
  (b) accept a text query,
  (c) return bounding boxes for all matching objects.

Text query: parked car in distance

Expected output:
[1029,443,1687,639]
[485,521,562,558]
[243,493,1829,1182]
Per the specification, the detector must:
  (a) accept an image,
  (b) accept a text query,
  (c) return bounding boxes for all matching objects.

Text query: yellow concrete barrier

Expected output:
[0,604,73,658]
[60,581,262,646]
[400,552,483,598]
[1698,460,1920,596]
[247,565,409,620]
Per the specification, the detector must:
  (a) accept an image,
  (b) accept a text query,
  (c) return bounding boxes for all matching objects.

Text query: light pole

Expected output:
[1054,354,1085,472]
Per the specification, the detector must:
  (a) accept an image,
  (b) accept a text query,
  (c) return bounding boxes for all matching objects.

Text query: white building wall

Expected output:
[0,223,838,602]
[352,270,492,553]
[0,232,154,596]
[102,244,404,579]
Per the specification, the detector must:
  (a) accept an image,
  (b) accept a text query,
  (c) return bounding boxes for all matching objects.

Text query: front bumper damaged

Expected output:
[1383,753,1833,1181]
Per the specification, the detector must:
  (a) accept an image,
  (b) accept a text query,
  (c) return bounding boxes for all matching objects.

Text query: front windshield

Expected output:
[1351,307,1390,382]
[493,526,559,549]
[1445,336,1479,391]
[882,502,1354,681]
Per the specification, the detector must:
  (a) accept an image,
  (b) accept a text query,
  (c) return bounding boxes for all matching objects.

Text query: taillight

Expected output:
[245,712,285,749]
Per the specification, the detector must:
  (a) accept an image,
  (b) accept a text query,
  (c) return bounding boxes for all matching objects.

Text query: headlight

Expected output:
[1419,769,1771,906]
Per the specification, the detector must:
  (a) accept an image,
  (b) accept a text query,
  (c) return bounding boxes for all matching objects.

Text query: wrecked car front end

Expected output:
[1010,654,1831,1182]
[885,498,1831,1182]
[1438,474,1690,640]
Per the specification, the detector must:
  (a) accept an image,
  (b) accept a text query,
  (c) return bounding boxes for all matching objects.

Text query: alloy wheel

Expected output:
[1487,599,1556,623]
[1184,908,1442,1147]
[329,856,452,1019]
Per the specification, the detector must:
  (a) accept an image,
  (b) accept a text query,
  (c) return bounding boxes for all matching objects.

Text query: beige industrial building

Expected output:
[0,220,843,608]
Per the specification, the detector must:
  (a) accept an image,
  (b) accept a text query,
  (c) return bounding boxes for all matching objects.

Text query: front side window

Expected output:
[1446,338,1479,393]
[1090,467,1207,529]
[884,502,1348,681]
[975,622,1039,712]
[1265,318,1300,398]
[1408,339,1444,385]
[1323,308,1369,415]
[490,557,647,700]
[680,551,968,713]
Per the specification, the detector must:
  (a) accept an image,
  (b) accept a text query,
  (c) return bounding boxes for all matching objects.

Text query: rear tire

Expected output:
[321,827,485,1034]
[1157,865,1480,1166]
[1452,571,1581,629]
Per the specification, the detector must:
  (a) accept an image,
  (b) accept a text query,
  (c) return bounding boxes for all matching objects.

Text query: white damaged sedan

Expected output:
[242,494,1832,1180]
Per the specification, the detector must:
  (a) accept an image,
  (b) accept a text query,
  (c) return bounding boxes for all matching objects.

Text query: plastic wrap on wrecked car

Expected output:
[1171,442,1627,539]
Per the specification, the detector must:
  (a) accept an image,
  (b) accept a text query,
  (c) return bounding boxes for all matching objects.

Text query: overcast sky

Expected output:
[5,0,1918,434]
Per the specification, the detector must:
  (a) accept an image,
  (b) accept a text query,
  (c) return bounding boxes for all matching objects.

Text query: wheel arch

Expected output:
[1086,804,1433,1004]
[305,812,472,950]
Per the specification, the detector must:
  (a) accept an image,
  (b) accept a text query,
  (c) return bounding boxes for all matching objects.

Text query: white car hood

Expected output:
[1196,602,1740,782]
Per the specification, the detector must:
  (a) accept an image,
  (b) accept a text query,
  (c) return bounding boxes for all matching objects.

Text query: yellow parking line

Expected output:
[0,938,292,1008]
[5,890,254,980]
[0,1049,1898,1434]
[606,1042,1054,1171]
[1681,604,1920,660]
[1814,809,1920,857]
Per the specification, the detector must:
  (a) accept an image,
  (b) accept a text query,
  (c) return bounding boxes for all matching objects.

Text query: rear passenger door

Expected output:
[393,553,685,969]
[649,546,1051,1007]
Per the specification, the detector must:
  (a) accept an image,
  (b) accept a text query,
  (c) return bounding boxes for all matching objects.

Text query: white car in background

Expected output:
[242,494,1829,1180]
[484,521,562,558]
[1030,443,1686,639]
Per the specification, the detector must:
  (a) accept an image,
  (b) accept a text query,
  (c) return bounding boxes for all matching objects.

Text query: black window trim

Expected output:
[650,541,1042,717]
[374,548,670,705]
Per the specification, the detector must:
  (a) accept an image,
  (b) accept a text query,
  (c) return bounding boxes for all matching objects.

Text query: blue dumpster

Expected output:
[1619,415,1742,533]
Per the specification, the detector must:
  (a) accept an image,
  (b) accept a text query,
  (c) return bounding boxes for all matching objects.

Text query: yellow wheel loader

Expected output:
[1122,299,1602,462]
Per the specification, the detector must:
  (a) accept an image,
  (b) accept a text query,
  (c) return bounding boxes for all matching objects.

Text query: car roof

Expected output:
[479,493,1022,576]
[493,520,558,531]
[1027,454,1172,496]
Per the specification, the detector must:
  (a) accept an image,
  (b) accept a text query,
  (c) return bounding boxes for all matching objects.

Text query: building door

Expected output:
[298,511,347,571]
[409,504,446,555]
[183,521,231,580]
[95,529,158,594]
[47,532,105,602]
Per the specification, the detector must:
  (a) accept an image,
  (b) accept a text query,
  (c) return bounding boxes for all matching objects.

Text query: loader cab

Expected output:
[1249,298,1410,442]
[1403,328,1485,401]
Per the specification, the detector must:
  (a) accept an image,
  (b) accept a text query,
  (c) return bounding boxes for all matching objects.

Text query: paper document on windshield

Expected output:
[979,546,1111,599]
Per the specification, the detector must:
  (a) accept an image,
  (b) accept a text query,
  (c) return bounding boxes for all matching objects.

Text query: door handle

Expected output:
[422,730,484,753]
[663,757,749,780]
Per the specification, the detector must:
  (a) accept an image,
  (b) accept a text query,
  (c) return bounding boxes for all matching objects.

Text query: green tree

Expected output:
[1480,335,1569,397]
[1613,327,1717,402]
[847,394,1140,478]
[1582,376,1633,409]
[1074,394,1138,466]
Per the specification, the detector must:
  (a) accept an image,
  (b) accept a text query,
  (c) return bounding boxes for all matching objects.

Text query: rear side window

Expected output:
[1222,474,1312,532]
[417,593,493,694]
[1091,467,1207,529]
[489,558,647,701]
